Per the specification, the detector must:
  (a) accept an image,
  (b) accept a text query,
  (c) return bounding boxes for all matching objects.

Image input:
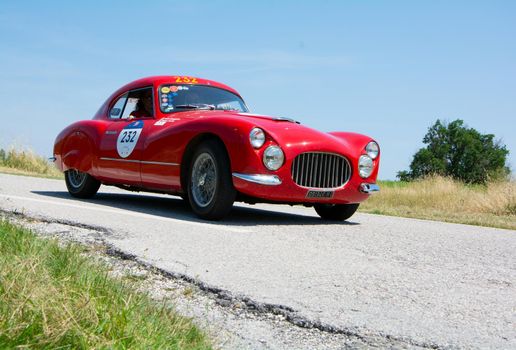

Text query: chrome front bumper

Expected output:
[233,173,380,195]
[360,183,380,194]
[232,173,282,186]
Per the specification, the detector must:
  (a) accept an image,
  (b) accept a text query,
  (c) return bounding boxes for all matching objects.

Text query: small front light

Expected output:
[358,155,374,178]
[263,146,284,170]
[366,141,379,159]
[249,128,265,149]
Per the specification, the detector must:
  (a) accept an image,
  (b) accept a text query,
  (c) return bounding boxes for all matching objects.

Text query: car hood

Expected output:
[219,111,370,155]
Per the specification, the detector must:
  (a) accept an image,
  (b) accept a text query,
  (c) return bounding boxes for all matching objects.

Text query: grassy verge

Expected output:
[0,147,62,179]
[0,220,212,349]
[360,176,516,230]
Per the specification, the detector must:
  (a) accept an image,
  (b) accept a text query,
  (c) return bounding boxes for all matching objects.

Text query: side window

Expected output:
[109,93,128,119]
[120,97,139,120]
[120,87,154,119]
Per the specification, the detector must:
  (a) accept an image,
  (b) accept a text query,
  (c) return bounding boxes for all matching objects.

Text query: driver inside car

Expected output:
[130,91,153,118]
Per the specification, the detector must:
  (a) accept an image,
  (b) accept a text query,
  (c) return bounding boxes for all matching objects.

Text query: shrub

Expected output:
[398,119,510,184]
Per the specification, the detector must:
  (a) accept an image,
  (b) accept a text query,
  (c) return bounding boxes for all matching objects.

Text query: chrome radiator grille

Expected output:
[291,153,351,188]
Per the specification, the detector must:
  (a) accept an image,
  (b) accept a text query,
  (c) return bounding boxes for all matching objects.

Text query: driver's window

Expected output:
[121,97,139,119]
[120,87,154,119]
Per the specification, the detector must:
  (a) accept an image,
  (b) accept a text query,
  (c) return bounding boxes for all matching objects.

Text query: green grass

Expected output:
[0,147,62,179]
[360,176,516,230]
[0,220,212,349]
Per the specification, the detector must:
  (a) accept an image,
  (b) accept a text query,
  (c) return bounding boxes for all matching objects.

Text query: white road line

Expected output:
[0,194,249,233]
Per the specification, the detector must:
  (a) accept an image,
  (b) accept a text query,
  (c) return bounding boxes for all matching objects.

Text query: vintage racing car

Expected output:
[53,76,380,220]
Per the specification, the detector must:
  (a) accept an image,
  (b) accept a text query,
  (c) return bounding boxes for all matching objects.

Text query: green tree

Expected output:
[398,119,509,183]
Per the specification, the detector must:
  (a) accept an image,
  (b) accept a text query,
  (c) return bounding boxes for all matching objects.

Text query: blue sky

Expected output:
[0,0,514,179]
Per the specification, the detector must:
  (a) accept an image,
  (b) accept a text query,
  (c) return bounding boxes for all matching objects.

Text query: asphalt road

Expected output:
[0,173,515,349]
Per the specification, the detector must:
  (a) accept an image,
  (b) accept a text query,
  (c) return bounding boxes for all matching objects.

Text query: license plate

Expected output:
[306,190,334,199]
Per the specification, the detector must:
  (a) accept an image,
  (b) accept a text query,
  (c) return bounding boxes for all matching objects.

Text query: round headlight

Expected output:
[249,128,265,149]
[263,146,284,170]
[358,155,374,178]
[365,141,379,159]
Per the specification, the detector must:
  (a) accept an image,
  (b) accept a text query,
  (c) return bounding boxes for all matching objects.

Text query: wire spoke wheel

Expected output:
[191,153,217,208]
[64,169,101,199]
[67,169,87,189]
[187,139,236,220]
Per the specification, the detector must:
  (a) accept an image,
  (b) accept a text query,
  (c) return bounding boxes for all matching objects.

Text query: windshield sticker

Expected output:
[170,86,178,92]
[154,117,180,126]
[161,86,170,94]
[116,120,144,158]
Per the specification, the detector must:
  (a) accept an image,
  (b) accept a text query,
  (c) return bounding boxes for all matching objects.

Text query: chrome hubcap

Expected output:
[191,153,217,208]
[68,169,86,188]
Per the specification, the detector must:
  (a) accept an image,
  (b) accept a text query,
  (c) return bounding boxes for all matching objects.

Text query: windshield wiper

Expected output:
[174,104,215,110]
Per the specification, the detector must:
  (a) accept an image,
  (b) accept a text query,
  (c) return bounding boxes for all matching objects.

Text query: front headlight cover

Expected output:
[249,127,265,149]
[365,141,379,159]
[263,146,284,170]
[358,155,374,178]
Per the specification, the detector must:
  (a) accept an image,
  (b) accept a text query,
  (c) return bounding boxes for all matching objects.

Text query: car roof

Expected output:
[116,76,242,97]
[93,76,244,120]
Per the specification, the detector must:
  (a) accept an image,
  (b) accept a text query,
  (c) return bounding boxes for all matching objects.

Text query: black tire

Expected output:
[65,169,101,198]
[187,139,236,220]
[180,194,190,205]
[314,203,359,221]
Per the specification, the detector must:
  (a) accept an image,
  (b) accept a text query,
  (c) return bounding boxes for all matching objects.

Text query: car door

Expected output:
[96,87,155,186]
[139,116,184,191]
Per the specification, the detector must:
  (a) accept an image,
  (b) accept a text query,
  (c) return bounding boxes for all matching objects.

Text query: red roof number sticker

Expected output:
[175,76,198,84]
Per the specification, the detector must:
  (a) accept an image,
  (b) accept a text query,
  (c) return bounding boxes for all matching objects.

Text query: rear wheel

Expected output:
[65,169,100,198]
[187,140,236,220]
[314,203,359,221]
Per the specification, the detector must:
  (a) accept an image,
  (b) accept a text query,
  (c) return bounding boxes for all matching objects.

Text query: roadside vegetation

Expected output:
[0,147,61,178]
[367,119,515,230]
[360,176,516,230]
[397,119,509,184]
[0,219,212,349]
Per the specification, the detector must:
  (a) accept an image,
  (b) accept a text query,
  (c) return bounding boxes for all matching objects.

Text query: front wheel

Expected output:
[65,169,100,198]
[314,203,359,221]
[187,140,236,220]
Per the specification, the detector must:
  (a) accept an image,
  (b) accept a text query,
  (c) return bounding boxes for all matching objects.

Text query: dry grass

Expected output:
[0,147,62,179]
[0,220,212,349]
[360,176,516,230]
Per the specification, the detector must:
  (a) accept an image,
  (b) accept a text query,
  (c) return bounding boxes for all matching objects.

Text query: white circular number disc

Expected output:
[117,121,144,158]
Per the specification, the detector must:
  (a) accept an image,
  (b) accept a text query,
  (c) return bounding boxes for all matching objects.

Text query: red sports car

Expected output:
[53,76,380,220]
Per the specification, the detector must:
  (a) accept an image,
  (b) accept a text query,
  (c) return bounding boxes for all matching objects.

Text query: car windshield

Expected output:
[159,85,248,113]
